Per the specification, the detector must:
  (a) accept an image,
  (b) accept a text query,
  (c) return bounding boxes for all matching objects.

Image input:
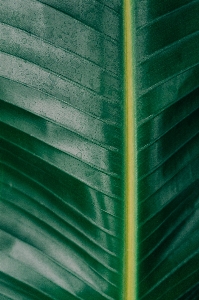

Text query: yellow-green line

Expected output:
[123,0,137,299]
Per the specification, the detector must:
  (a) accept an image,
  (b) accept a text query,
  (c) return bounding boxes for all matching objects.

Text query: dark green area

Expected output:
[0,1,123,299]
[1,0,199,299]
[136,0,199,298]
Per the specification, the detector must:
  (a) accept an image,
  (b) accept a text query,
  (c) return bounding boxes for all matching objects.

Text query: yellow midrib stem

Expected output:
[123,0,137,299]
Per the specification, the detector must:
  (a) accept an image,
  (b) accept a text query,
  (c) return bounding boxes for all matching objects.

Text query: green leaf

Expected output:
[135,0,199,299]
[1,0,199,299]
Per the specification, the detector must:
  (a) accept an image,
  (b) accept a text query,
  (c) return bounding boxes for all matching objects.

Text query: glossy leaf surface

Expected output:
[1,0,199,299]
[0,0,123,299]
[136,0,199,298]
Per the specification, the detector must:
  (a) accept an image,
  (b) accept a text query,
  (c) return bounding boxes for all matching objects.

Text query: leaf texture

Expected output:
[1,0,199,299]
[0,0,123,299]
[135,0,199,298]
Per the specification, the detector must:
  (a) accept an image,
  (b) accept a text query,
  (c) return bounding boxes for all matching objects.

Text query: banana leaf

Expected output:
[0,0,199,299]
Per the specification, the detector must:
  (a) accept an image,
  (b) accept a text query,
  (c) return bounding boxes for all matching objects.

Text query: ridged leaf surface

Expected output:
[0,1,123,299]
[1,0,199,299]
